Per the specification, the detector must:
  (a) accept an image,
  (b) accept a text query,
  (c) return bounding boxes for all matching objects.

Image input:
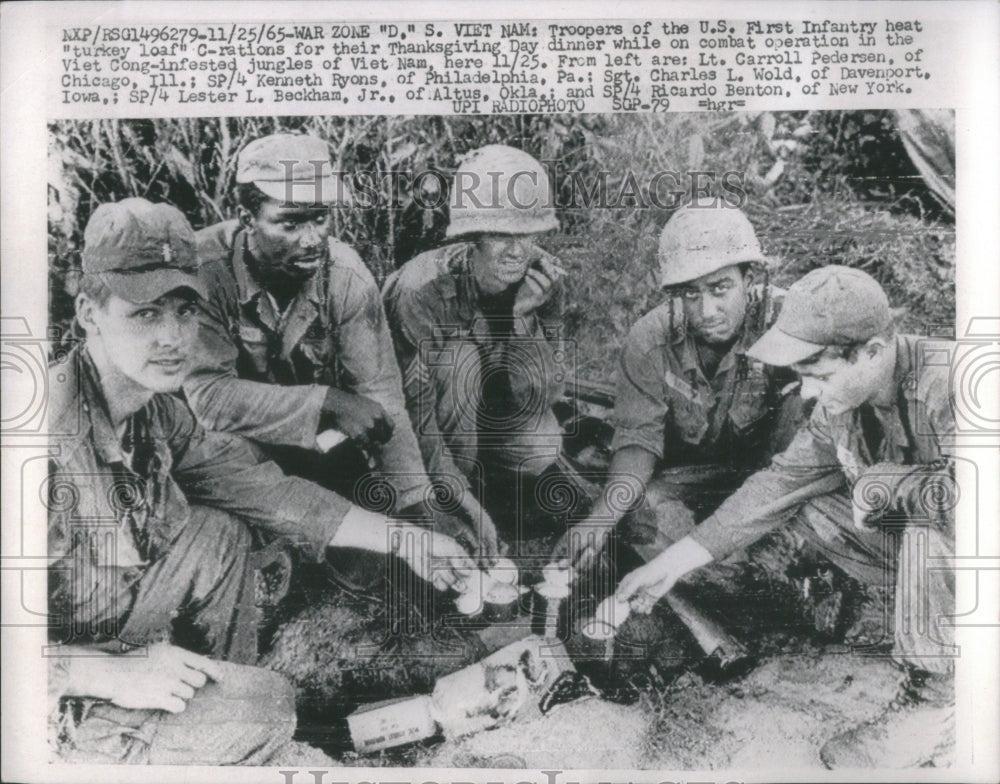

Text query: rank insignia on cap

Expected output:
[162,242,173,263]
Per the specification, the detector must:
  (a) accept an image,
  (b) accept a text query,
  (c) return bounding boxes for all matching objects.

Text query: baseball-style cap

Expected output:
[236,133,347,205]
[82,198,205,304]
[748,265,892,366]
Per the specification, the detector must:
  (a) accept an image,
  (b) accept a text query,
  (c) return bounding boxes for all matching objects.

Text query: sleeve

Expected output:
[507,274,568,413]
[609,321,669,459]
[862,369,957,529]
[183,269,327,450]
[384,279,472,492]
[46,457,75,643]
[332,264,430,508]
[690,404,845,559]
[163,398,352,561]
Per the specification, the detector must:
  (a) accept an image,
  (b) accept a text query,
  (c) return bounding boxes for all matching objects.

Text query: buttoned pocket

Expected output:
[729,374,771,434]
[672,397,710,445]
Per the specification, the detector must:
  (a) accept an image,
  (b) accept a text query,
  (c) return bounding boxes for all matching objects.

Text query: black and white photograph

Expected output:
[2,3,998,783]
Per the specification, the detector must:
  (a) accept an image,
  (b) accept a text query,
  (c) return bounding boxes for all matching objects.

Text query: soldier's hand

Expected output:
[552,519,614,573]
[513,251,566,319]
[615,559,678,612]
[400,499,480,557]
[79,643,222,714]
[458,491,501,564]
[320,388,394,448]
[399,528,477,592]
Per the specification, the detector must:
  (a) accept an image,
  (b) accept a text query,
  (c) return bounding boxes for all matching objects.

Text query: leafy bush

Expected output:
[48,111,954,379]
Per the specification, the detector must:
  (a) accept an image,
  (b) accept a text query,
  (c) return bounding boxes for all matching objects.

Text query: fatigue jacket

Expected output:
[611,286,794,470]
[47,346,349,652]
[185,220,427,508]
[691,334,956,559]
[382,242,566,486]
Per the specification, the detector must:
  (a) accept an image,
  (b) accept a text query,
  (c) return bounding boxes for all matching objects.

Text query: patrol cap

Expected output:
[236,133,347,205]
[748,265,892,366]
[82,198,205,304]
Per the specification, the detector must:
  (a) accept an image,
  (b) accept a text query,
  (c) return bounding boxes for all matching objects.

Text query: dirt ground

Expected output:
[417,649,903,770]
[259,448,932,771]
[261,548,929,771]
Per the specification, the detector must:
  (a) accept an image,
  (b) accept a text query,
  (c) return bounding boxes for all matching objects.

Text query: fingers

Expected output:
[177,648,223,683]
[523,267,552,294]
[159,694,189,714]
[170,681,196,701]
[177,666,208,690]
[568,528,605,571]
[630,589,657,615]
[615,568,645,603]
[536,254,567,280]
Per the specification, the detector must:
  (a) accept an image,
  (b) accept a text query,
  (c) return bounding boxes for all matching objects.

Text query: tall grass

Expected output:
[48,112,954,378]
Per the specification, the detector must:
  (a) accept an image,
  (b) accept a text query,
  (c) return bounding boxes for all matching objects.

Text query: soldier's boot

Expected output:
[819,668,954,769]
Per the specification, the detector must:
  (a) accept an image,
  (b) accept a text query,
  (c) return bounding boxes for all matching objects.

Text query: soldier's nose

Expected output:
[301,223,323,249]
[799,377,821,400]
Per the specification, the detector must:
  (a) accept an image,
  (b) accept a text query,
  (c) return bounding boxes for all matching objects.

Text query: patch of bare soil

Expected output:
[402,645,904,770]
[263,549,918,770]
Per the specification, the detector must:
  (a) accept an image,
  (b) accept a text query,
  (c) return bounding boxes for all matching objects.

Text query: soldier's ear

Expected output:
[237,205,256,233]
[862,335,890,360]
[75,293,100,335]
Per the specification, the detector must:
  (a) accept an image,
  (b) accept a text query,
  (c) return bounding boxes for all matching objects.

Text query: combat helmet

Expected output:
[658,205,765,288]
[446,145,559,238]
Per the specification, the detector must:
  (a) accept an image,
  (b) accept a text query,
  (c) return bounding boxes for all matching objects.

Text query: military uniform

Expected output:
[46,198,343,765]
[610,289,802,560]
[691,331,956,673]
[186,220,428,508]
[382,241,566,489]
[47,342,347,762]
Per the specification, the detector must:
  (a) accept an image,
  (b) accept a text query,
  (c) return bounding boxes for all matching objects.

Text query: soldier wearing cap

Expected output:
[382,145,569,548]
[616,265,956,769]
[184,133,479,569]
[48,198,468,764]
[553,206,802,571]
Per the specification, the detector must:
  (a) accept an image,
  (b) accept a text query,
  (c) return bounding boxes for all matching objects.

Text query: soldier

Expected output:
[184,133,483,563]
[382,145,568,545]
[616,265,956,769]
[554,206,802,571]
[49,199,468,764]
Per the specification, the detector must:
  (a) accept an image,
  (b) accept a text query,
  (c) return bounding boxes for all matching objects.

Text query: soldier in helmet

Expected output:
[616,265,956,769]
[554,205,803,571]
[383,145,569,549]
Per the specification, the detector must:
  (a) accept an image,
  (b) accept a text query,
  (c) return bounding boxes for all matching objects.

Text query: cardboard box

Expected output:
[347,694,437,753]
[430,635,575,738]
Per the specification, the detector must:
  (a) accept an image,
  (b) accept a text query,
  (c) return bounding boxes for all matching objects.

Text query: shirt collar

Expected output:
[444,243,479,323]
[677,327,750,378]
[232,231,261,306]
[79,348,126,465]
[234,231,324,314]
